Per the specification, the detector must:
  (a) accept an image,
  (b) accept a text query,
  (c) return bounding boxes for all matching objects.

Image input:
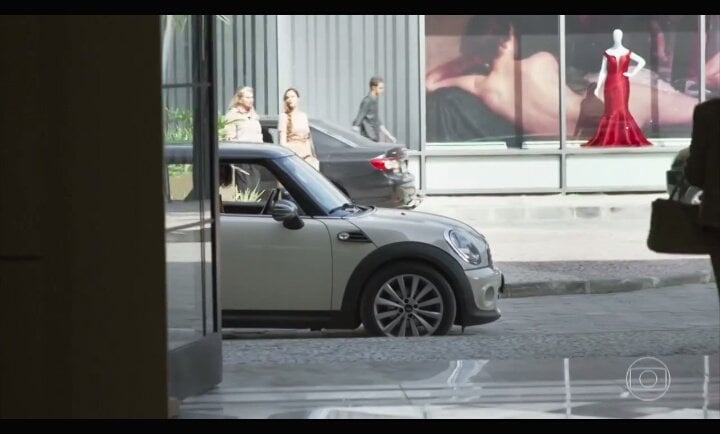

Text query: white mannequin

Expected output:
[594,29,647,99]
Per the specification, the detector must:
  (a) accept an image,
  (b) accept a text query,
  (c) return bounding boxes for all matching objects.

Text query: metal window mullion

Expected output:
[206,15,220,334]
[193,15,209,337]
[559,15,567,194]
[700,15,707,103]
[418,15,427,193]
[232,15,238,94]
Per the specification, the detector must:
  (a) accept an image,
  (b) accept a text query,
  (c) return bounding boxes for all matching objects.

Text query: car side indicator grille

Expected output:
[337,231,372,243]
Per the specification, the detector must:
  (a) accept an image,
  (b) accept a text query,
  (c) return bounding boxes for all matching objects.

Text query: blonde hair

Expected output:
[229,86,254,110]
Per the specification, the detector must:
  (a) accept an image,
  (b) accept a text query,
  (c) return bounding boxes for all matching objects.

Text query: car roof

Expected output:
[259,115,385,148]
[259,114,350,132]
[164,142,295,162]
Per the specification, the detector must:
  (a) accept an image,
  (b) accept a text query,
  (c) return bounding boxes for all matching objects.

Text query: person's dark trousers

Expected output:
[708,229,720,297]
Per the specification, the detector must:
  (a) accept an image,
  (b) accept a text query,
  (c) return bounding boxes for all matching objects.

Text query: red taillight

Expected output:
[370,155,400,171]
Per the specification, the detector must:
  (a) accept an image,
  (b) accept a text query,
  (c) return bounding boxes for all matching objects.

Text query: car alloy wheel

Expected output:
[373,273,444,336]
[361,262,456,337]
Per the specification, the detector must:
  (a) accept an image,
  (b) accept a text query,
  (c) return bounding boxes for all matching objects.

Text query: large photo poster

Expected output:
[425,15,708,148]
[425,15,560,148]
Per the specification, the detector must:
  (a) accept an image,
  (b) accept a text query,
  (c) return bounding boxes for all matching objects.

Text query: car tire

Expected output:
[360,261,456,337]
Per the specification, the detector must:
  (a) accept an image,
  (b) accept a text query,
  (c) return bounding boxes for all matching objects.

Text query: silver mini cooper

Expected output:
[166,143,503,337]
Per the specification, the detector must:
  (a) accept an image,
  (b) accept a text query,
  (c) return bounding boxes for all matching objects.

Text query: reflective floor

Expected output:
[179,354,719,419]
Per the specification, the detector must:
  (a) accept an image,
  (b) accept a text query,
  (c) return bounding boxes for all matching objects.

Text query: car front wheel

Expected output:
[360,262,456,337]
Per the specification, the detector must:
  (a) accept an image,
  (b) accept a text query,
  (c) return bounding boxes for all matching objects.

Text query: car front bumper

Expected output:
[455,266,503,327]
[368,171,419,208]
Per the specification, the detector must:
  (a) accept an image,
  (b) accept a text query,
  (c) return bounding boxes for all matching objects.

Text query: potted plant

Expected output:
[235,183,265,203]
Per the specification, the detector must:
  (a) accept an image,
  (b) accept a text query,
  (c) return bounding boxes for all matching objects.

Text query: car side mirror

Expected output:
[271,199,304,230]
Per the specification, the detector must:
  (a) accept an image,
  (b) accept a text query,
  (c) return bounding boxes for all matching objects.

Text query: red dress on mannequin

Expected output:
[583,51,652,147]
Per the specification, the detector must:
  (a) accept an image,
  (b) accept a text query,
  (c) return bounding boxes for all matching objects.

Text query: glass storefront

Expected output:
[565,15,699,147]
[163,15,222,400]
[163,15,209,351]
[425,15,707,151]
[420,15,711,193]
[214,15,714,193]
[425,15,561,150]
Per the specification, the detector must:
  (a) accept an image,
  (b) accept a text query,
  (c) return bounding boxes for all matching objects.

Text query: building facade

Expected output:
[166,15,720,195]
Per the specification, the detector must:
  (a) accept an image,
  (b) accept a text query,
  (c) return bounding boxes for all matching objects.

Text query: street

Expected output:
[222,284,719,365]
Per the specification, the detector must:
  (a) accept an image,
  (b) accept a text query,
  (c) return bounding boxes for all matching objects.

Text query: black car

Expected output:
[257,116,420,209]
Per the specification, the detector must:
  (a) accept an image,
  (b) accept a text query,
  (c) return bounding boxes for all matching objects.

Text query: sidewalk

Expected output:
[180,354,720,419]
[414,193,715,297]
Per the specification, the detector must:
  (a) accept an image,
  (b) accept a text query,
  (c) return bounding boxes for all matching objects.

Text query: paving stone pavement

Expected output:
[222,284,720,366]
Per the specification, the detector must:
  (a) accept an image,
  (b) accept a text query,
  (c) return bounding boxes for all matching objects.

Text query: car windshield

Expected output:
[275,154,352,215]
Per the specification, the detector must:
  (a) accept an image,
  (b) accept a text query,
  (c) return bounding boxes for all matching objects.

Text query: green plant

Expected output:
[217,113,230,141]
[164,107,194,142]
[168,164,192,176]
[235,184,265,202]
[164,107,230,142]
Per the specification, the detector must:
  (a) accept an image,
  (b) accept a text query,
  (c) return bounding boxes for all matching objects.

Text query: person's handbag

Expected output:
[647,183,711,254]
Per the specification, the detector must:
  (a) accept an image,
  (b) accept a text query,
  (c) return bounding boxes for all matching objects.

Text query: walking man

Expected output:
[352,76,396,143]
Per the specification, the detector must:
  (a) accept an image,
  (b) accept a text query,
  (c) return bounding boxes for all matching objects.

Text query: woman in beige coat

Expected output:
[224,86,263,143]
[278,87,319,170]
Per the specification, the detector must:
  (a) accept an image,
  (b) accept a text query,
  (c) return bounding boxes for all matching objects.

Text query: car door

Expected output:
[318,218,378,311]
[218,161,333,312]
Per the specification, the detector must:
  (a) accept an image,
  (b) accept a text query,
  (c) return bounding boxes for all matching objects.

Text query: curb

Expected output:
[502,271,716,298]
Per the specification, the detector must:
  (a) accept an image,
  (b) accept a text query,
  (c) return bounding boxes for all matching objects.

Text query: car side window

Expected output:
[219,162,303,216]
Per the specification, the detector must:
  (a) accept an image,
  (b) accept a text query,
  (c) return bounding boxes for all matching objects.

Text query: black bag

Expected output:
[647,185,711,254]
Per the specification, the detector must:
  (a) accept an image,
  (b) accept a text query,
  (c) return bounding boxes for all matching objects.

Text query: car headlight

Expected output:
[444,229,488,267]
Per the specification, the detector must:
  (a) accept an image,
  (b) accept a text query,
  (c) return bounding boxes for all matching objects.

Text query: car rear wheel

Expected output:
[360,262,456,337]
